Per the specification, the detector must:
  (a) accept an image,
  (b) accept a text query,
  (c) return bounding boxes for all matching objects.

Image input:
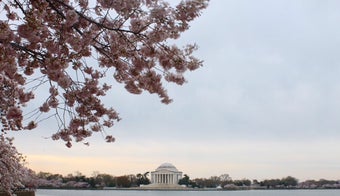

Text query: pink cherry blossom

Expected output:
[0,135,34,195]
[6,107,22,121]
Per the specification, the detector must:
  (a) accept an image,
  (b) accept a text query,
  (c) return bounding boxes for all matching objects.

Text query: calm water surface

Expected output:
[36,189,340,196]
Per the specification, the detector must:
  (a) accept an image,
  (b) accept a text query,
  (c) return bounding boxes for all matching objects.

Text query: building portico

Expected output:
[151,171,182,184]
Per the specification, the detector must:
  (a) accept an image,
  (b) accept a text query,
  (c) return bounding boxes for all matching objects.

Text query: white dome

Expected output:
[156,163,178,172]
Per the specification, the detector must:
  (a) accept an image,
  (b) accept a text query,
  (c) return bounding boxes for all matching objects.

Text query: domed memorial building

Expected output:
[151,163,183,184]
[142,163,185,189]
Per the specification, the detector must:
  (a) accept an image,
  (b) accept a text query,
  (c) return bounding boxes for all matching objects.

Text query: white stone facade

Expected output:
[150,163,182,185]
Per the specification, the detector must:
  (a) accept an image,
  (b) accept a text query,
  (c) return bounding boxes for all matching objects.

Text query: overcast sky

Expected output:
[10,0,340,181]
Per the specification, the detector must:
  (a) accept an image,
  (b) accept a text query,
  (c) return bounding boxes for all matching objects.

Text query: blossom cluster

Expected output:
[0,0,208,146]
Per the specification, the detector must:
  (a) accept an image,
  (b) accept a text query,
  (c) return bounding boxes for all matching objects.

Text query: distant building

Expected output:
[142,163,185,189]
[150,163,183,185]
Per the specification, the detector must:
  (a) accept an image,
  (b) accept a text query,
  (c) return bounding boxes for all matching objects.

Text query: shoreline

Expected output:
[36,187,340,191]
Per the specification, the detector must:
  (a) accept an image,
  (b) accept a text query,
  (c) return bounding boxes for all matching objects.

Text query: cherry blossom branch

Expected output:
[13,0,26,15]
[52,0,145,36]
[0,0,209,147]
[8,42,45,62]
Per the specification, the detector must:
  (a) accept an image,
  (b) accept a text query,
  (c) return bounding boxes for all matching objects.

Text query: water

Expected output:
[36,189,340,196]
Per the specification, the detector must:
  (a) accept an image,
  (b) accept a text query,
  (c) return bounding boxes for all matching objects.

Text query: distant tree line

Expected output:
[180,175,340,190]
[33,171,340,190]
[35,171,150,189]
[178,174,298,189]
